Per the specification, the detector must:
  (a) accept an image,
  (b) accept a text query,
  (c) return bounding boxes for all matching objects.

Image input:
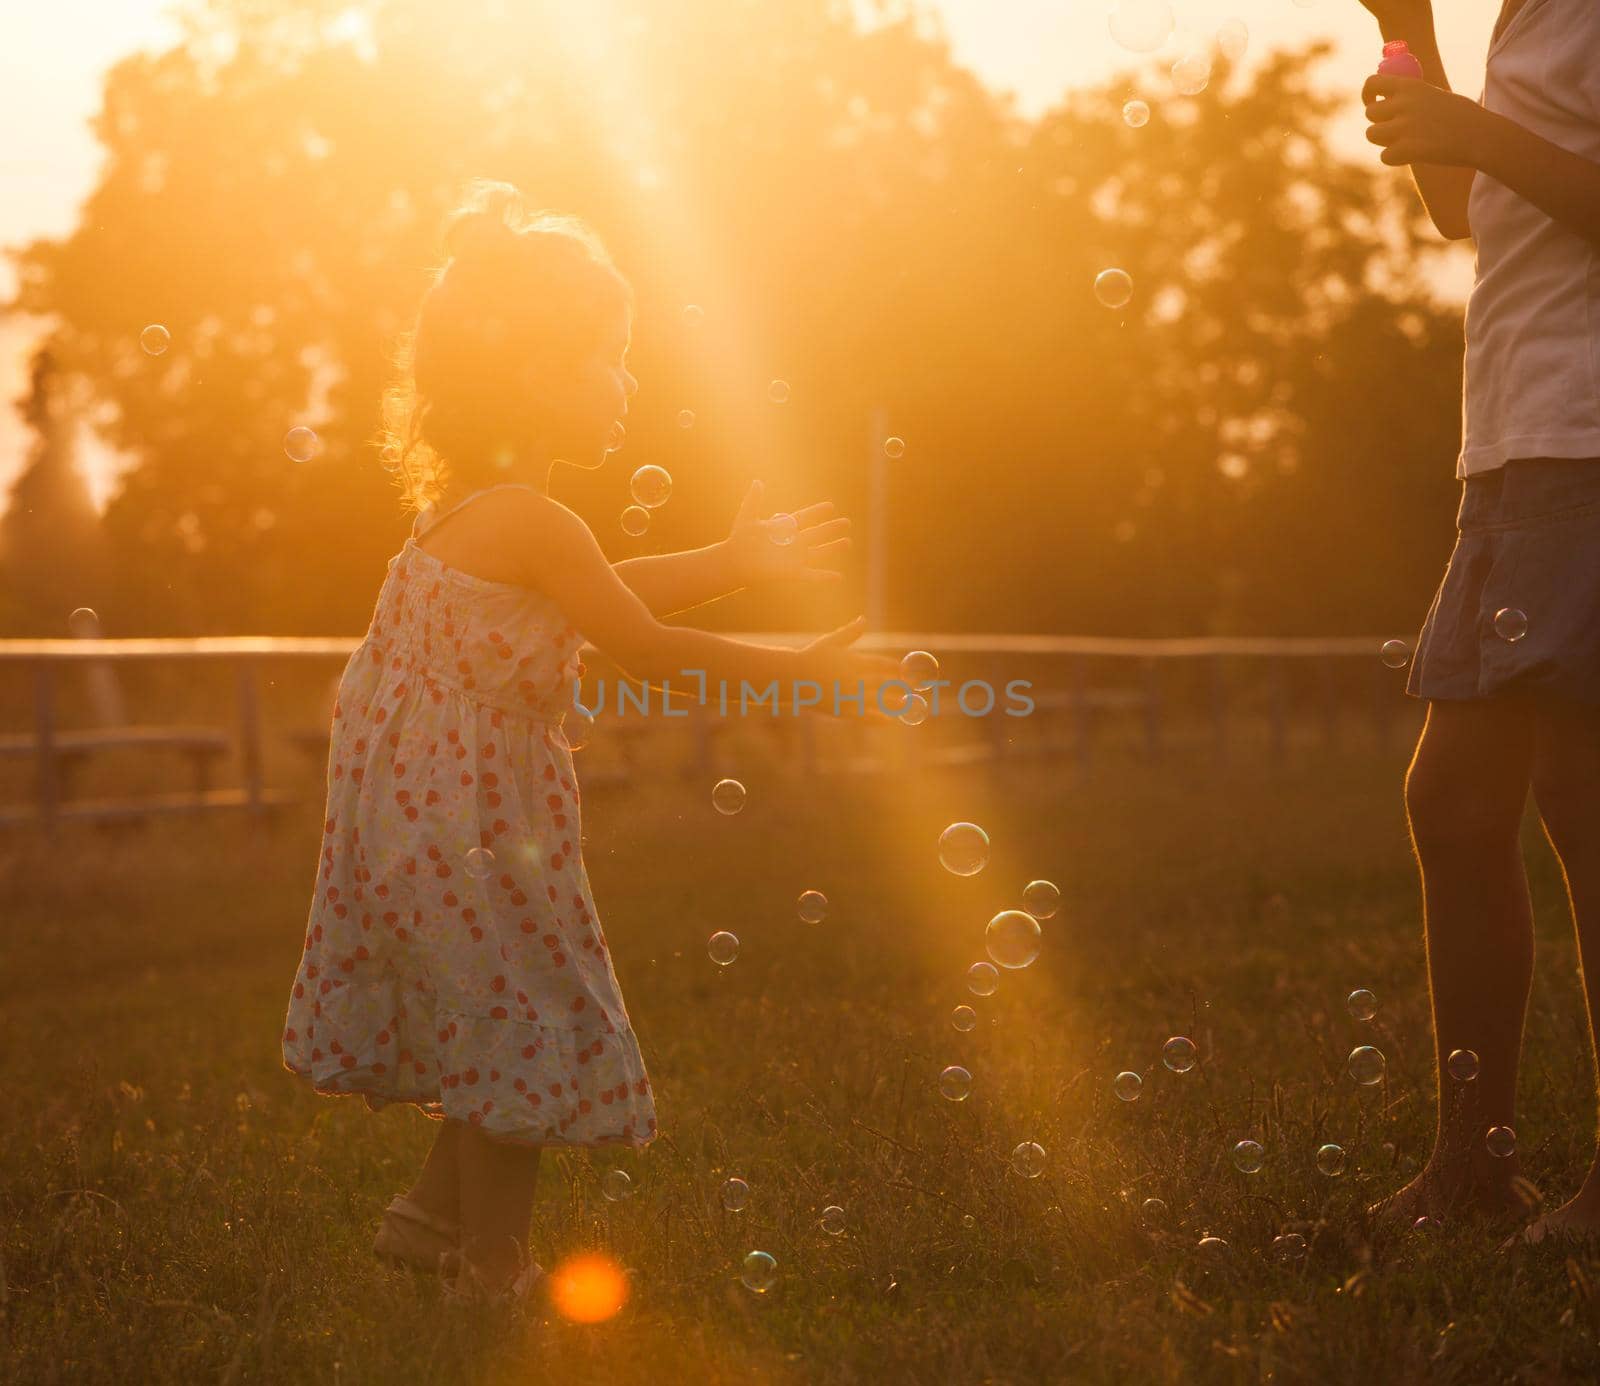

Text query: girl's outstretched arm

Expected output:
[612,541,743,620]
[611,480,852,619]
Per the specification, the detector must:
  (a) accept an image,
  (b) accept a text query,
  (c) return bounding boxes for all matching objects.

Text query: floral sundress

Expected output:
[280,483,657,1148]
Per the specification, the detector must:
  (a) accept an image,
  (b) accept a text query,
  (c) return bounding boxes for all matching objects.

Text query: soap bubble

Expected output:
[768,379,790,404]
[67,607,100,636]
[284,426,321,463]
[676,409,696,429]
[721,1177,750,1211]
[1412,1215,1440,1233]
[1114,1071,1143,1102]
[985,910,1043,969]
[1011,1141,1046,1178]
[563,705,595,752]
[883,436,906,459]
[1107,0,1174,53]
[605,419,627,453]
[797,890,829,924]
[683,304,704,326]
[1381,640,1411,669]
[939,821,990,875]
[1271,1231,1307,1265]
[1094,268,1134,309]
[707,931,739,966]
[763,513,798,546]
[1021,879,1060,919]
[1141,1197,1167,1225]
[1493,607,1528,642]
[1197,1235,1230,1258]
[1162,1036,1198,1073]
[464,846,496,880]
[621,506,650,537]
[1348,1045,1386,1086]
[712,778,747,815]
[1232,1139,1264,1174]
[1216,17,1249,60]
[1347,988,1377,1021]
[1171,52,1212,96]
[899,693,930,726]
[1447,1048,1480,1082]
[951,1004,977,1032]
[601,1169,634,1201]
[966,962,999,997]
[819,1205,846,1236]
[139,324,171,356]
[630,464,672,508]
[961,1213,977,1229]
[1316,1143,1346,1176]
[741,1250,777,1292]
[900,649,939,690]
[1486,1125,1517,1158]
[938,1065,972,1102]
[1122,99,1151,129]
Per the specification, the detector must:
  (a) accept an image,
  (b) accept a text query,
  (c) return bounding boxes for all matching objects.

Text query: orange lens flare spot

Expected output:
[549,1251,629,1324]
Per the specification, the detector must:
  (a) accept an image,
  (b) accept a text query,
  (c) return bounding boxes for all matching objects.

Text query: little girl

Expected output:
[1357,0,1600,1242]
[281,178,899,1304]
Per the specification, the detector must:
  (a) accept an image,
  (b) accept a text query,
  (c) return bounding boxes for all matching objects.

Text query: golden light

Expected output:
[548,1251,630,1324]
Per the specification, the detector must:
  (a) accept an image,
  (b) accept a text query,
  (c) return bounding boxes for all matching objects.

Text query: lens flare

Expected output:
[549,1251,630,1323]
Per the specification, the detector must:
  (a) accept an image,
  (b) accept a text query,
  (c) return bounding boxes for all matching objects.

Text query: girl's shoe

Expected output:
[372,1194,461,1270]
[439,1244,547,1314]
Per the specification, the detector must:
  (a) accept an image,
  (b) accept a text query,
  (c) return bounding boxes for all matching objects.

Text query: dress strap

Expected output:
[413,483,538,539]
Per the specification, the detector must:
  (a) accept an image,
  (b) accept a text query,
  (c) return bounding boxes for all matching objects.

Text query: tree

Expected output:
[5,1,1467,638]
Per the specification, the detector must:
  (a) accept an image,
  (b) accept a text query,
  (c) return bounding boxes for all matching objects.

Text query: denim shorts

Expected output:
[1407,457,1600,704]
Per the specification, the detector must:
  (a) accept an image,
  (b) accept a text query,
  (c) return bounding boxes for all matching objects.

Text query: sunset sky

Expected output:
[0,0,1502,518]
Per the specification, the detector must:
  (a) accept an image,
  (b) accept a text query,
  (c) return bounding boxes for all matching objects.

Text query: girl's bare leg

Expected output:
[1370,698,1536,1224]
[444,1123,543,1293]
[404,1116,463,1225]
[1518,700,1600,1242]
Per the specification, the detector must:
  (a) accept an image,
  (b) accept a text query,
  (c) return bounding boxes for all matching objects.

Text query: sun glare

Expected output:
[549,1251,630,1324]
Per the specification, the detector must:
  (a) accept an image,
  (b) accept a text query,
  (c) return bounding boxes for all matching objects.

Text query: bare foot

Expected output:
[1500,1193,1600,1251]
[1367,1166,1525,1229]
[440,1243,542,1302]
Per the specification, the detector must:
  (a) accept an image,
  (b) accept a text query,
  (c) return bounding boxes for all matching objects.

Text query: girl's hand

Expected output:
[723,480,853,589]
[1364,75,1487,168]
[798,615,907,720]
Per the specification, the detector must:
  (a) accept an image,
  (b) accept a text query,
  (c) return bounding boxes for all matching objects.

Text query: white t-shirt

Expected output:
[1460,0,1600,476]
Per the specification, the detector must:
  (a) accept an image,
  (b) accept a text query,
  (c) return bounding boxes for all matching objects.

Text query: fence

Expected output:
[0,633,1416,835]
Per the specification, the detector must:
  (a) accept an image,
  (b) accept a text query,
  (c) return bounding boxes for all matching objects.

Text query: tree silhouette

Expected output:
[6,1,1466,638]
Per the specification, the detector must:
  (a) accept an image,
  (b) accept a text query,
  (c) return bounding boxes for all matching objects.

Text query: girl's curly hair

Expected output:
[378,178,633,515]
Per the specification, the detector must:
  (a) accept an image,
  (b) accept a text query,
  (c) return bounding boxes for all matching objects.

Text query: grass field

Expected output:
[5,735,1600,1384]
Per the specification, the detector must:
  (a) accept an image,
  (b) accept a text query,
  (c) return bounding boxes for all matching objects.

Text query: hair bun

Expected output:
[439,179,528,263]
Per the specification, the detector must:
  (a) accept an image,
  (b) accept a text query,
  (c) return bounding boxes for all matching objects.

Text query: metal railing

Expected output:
[0,633,1410,834]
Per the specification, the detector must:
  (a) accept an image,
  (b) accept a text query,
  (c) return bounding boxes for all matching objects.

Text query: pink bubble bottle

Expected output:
[1378,39,1424,78]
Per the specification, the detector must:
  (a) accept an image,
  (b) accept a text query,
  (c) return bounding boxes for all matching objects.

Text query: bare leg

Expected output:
[1370,699,1536,1224]
[404,1117,464,1226]
[1515,700,1600,1244]
[442,1123,542,1293]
